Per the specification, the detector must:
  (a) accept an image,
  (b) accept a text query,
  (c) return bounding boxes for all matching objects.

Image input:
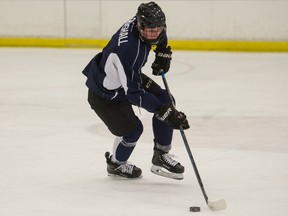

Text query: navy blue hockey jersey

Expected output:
[82,17,168,113]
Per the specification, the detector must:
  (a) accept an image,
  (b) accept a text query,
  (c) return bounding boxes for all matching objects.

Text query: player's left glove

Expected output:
[151,46,172,76]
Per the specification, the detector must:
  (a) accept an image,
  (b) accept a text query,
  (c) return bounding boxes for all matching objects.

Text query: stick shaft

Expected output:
[161,73,209,204]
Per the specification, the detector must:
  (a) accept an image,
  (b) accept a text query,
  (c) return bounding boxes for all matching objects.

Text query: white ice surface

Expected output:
[0,48,288,216]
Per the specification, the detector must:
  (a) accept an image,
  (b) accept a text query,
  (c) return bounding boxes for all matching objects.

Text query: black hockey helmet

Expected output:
[136,1,166,45]
[136,1,166,28]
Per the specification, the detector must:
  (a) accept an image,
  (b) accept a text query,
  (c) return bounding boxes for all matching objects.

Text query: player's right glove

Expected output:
[151,46,172,76]
[156,104,190,130]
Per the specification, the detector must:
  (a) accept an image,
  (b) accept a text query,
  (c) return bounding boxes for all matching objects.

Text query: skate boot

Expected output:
[105,152,142,179]
[151,149,184,180]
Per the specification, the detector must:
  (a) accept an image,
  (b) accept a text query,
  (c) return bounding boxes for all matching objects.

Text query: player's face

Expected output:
[140,26,163,40]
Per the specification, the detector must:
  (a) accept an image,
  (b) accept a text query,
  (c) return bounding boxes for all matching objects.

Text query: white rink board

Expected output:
[0,0,288,40]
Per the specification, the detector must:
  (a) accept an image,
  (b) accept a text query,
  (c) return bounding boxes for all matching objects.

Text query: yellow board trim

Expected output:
[0,37,288,52]
[0,38,109,48]
[169,40,288,52]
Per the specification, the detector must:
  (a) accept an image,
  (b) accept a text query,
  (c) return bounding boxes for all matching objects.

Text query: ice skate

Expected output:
[105,152,142,179]
[151,149,184,180]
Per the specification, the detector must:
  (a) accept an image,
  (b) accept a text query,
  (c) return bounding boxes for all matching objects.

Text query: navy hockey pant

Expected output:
[87,74,173,162]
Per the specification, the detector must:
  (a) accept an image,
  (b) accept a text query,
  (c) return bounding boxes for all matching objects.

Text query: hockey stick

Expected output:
[161,72,227,211]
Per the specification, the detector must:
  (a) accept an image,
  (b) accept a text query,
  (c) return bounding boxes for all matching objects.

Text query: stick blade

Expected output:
[207,199,227,211]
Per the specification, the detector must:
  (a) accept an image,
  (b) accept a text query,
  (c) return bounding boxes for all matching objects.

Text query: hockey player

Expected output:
[82,1,189,180]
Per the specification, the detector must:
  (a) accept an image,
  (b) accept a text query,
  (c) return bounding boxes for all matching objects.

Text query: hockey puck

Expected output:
[189,206,201,212]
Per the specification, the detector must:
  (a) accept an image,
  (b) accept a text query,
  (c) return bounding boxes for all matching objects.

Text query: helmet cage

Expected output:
[137,25,164,45]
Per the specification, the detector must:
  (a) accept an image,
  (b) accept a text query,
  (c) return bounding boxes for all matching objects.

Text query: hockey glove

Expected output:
[151,46,172,76]
[156,104,190,130]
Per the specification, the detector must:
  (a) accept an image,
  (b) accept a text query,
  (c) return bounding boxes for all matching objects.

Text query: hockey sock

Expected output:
[152,115,173,148]
[112,119,143,164]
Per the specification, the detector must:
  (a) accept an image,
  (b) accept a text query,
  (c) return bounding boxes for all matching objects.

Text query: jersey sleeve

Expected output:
[116,47,163,113]
[157,29,168,48]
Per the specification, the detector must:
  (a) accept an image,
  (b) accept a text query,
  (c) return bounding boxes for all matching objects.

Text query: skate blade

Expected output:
[107,173,143,180]
[151,165,184,180]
